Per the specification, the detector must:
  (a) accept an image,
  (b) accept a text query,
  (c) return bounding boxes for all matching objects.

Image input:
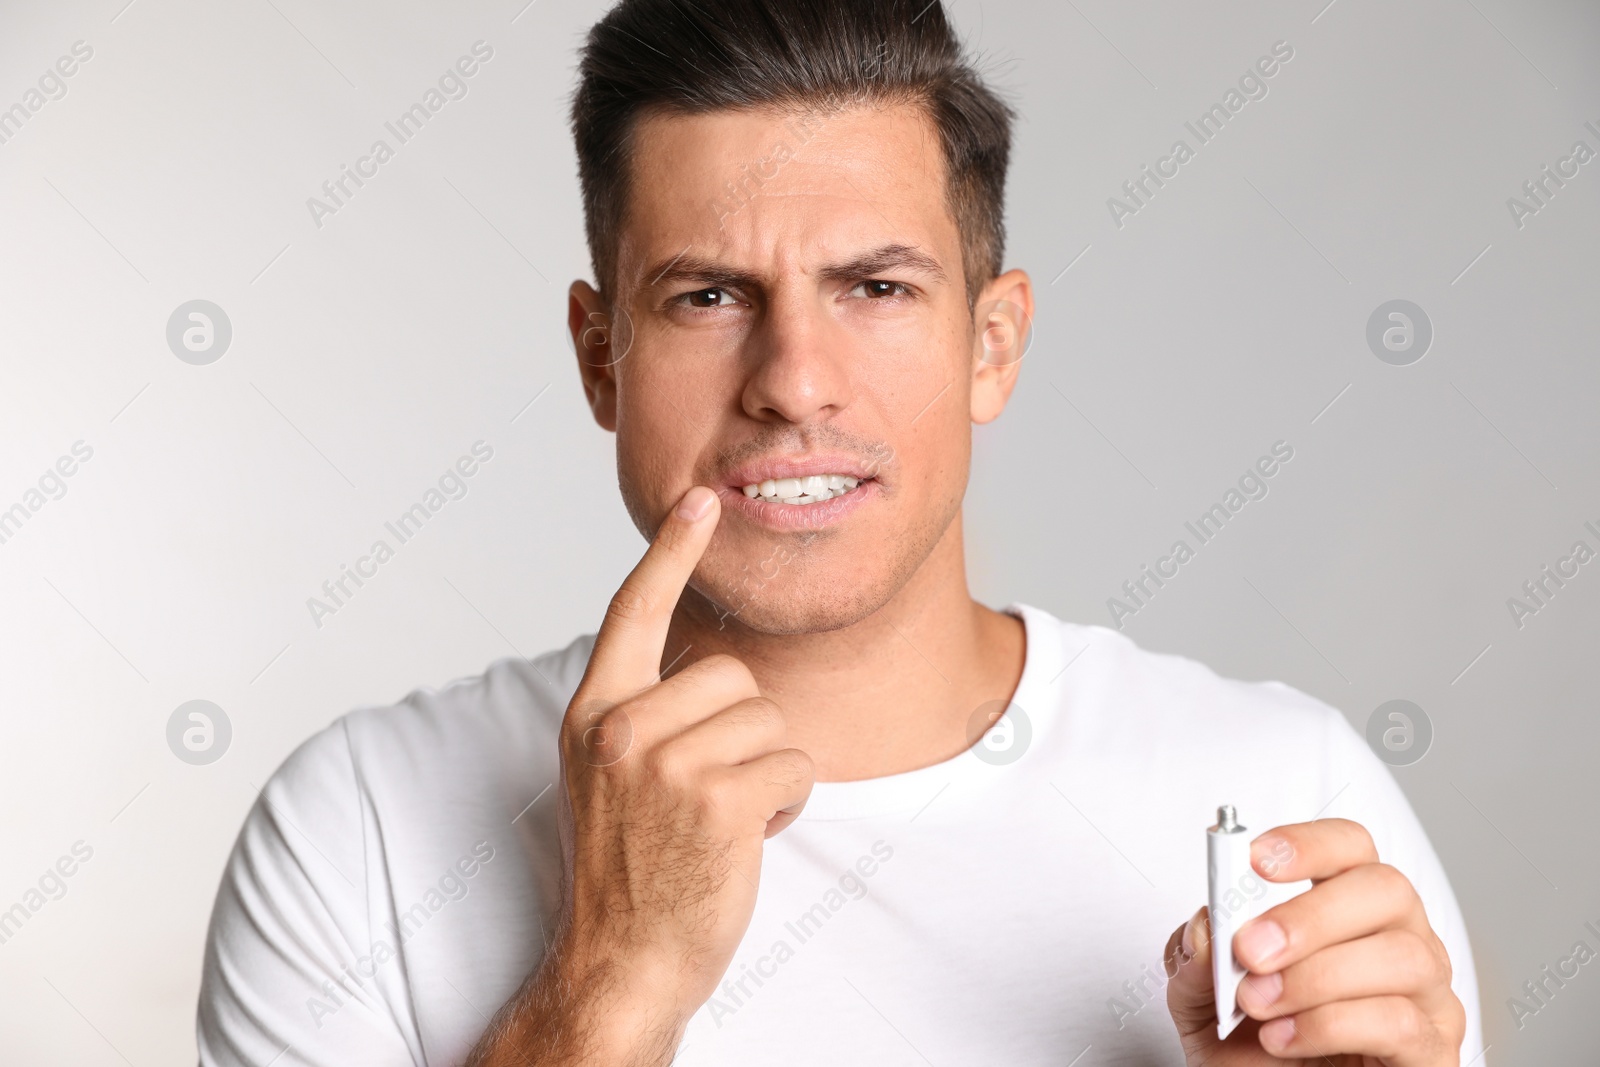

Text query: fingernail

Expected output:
[1182,907,1206,958]
[1259,1016,1295,1052]
[1248,971,1282,1006]
[676,486,715,521]
[1236,919,1287,967]
[1254,833,1293,877]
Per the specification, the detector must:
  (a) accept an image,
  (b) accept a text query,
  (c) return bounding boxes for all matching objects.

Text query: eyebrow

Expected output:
[641,242,948,292]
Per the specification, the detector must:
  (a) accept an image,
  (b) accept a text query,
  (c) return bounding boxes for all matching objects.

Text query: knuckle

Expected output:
[606,583,652,625]
[572,704,634,767]
[695,653,758,695]
[1390,997,1427,1046]
[1426,931,1454,987]
[697,775,740,821]
[644,743,688,787]
[1369,862,1411,897]
[773,747,815,785]
[739,696,785,731]
[1392,930,1437,984]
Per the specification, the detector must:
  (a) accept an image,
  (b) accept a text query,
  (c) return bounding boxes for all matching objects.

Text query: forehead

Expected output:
[618,102,957,285]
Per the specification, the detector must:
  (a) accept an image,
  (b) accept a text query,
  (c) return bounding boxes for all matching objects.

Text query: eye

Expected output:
[681,287,738,308]
[851,280,910,299]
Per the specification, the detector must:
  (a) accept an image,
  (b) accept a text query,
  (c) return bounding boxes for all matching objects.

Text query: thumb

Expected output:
[1165,906,1219,1041]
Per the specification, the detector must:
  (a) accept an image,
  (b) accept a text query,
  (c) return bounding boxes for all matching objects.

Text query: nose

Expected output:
[740,290,853,425]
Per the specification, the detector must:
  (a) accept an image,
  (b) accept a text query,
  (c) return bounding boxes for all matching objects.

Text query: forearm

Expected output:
[464,936,688,1067]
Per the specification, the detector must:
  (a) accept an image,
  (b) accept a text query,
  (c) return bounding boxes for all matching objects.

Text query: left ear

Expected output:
[968,268,1034,425]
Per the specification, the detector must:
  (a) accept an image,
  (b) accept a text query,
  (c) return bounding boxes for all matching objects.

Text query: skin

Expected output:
[465,102,1465,1066]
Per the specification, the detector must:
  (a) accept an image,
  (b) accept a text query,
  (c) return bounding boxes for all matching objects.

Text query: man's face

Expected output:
[571,102,1030,634]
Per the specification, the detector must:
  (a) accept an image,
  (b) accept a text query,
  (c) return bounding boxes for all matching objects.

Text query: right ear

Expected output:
[569,280,620,431]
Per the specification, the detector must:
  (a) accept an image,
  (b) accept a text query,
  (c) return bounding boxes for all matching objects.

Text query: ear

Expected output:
[969,268,1033,425]
[569,280,623,431]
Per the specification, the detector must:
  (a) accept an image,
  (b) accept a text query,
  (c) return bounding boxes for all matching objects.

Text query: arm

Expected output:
[465,485,813,1066]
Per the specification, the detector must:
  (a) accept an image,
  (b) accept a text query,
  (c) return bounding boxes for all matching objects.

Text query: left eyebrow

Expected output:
[817,243,948,285]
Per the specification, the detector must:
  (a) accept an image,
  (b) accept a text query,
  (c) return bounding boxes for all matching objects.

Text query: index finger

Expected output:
[1251,818,1380,885]
[578,485,721,701]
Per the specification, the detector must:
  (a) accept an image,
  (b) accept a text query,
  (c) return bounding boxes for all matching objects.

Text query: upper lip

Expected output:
[721,452,882,488]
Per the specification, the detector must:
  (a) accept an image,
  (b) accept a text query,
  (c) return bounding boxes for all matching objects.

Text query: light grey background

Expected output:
[1,0,1595,1062]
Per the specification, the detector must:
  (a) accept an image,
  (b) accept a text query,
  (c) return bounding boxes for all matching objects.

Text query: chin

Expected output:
[691,572,893,636]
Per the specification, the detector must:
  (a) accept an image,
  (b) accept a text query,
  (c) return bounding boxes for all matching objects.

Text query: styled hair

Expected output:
[571,0,1014,303]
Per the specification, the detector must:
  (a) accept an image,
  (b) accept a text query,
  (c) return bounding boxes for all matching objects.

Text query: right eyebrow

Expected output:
[642,252,763,293]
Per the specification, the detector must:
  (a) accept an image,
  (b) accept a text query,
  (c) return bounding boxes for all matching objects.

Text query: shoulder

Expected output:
[1017,603,1349,750]
[253,633,594,839]
[336,633,593,772]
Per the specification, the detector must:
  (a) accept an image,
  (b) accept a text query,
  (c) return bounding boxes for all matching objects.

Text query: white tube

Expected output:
[1208,804,1253,1040]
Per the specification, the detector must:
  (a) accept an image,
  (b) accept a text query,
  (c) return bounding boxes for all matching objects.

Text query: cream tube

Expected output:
[1208,804,1252,1040]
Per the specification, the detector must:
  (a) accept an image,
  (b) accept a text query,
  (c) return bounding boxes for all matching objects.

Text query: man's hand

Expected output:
[467,486,815,1066]
[1165,819,1466,1066]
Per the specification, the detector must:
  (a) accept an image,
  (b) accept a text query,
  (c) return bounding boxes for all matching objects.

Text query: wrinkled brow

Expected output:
[642,243,947,291]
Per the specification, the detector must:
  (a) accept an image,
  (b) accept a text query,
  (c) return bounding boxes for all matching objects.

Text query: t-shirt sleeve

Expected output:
[197,719,423,1067]
[1318,705,1487,1064]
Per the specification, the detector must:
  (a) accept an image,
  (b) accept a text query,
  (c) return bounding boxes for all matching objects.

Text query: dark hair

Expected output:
[571,0,1013,303]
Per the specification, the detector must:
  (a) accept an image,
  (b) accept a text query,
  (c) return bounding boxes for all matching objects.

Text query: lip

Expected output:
[720,451,885,488]
[717,478,879,530]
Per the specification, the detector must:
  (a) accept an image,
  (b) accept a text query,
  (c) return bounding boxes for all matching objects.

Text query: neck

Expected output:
[662,512,1026,781]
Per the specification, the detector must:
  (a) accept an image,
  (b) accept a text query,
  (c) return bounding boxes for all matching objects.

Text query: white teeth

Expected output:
[741,475,866,505]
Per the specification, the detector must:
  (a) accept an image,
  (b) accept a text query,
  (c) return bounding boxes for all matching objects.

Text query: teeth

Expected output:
[740,475,867,506]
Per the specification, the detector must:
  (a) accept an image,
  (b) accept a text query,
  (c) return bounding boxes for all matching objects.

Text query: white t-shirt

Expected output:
[197,604,1483,1066]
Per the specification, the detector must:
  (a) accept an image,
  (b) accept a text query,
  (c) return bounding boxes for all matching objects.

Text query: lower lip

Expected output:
[719,480,878,530]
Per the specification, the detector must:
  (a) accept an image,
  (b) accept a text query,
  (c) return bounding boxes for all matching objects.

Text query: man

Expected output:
[198,1,1481,1064]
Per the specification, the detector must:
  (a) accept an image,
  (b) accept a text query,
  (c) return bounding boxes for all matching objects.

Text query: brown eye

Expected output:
[856,280,905,298]
[686,288,728,307]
